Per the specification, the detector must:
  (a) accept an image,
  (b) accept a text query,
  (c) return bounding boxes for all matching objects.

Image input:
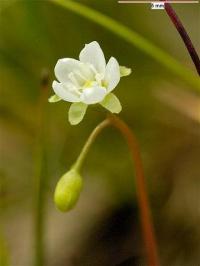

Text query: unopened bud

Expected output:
[54,169,83,212]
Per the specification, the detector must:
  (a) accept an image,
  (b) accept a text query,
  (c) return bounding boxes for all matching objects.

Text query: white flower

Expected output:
[49,41,131,125]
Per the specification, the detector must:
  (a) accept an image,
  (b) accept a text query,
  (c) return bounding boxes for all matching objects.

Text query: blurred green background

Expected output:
[0,1,200,265]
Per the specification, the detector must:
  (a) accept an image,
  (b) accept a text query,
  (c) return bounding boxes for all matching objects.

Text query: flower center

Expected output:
[83,80,93,88]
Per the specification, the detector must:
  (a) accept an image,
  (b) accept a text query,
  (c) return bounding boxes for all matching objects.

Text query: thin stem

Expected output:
[164,3,200,75]
[73,115,160,266]
[109,114,160,266]
[73,119,110,171]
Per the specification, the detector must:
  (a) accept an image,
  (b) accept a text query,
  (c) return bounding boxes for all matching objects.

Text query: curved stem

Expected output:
[164,3,200,75]
[109,114,160,266]
[73,119,110,172]
[73,115,160,266]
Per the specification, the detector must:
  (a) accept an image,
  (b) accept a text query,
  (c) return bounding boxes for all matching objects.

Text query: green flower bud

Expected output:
[54,169,83,212]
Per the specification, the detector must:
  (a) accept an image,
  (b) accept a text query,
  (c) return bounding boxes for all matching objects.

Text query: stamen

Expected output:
[95,73,104,85]
[74,70,88,81]
[63,83,81,96]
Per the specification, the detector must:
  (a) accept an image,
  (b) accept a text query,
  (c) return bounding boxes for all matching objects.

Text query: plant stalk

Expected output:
[73,119,110,172]
[164,3,200,75]
[109,114,160,266]
[74,115,160,266]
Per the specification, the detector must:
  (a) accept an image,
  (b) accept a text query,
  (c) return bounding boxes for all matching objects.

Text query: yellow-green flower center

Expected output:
[83,80,93,88]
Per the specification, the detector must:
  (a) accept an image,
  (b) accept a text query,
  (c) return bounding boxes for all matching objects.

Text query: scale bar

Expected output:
[118,0,199,3]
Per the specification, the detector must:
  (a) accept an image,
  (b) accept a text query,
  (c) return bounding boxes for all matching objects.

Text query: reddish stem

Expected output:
[78,115,160,265]
[164,2,200,75]
[109,115,160,266]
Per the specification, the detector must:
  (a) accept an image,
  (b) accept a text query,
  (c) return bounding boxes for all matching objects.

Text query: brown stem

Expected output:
[77,115,160,266]
[164,2,200,75]
[108,114,160,266]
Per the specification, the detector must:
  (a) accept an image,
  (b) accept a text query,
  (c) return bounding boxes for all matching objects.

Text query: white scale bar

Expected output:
[118,0,198,2]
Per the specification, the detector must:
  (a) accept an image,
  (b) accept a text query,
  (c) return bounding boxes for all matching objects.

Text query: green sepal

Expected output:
[119,66,132,77]
[68,102,88,125]
[100,93,122,114]
[48,94,61,103]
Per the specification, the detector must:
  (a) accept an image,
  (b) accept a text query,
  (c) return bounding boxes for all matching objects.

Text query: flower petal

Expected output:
[104,57,120,93]
[81,86,107,104]
[100,93,122,113]
[55,58,91,84]
[68,102,88,125]
[52,81,80,102]
[79,41,106,74]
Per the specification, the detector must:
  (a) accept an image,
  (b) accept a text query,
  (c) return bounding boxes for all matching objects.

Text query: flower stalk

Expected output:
[73,119,110,171]
[70,115,160,266]
[109,115,160,266]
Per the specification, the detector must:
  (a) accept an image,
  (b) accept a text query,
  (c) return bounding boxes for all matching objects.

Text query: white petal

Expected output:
[52,81,80,102]
[81,86,107,104]
[68,102,88,125]
[79,41,106,74]
[100,93,122,114]
[55,58,91,84]
[104,57,120,93]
